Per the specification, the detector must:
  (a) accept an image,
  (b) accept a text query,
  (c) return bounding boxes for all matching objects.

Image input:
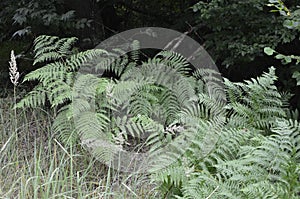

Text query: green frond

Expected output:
[130,40,140,63]
[155,51,191,75]
[152,164,187,188]
[15,85,47,108]
[33,35,59,54]
[33,35,77,65]
[52,106,78,145]
[225,67,286,131]
[67,49,108,71]
[47,80,71,107]
[23,62,66,83]
[94,49,128,77]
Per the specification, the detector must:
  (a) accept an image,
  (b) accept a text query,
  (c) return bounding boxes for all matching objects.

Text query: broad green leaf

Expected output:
[292,71,300,86]
[264,47,275,56]
[275,54,285,59]
[284,56,292,63]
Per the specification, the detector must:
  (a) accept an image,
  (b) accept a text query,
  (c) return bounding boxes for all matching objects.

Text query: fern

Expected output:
[18,35,209,169]
[224,67,286,131]
[16,36,107,109]
[173,120,299,199]
[17,35,299,198]
[33,35,77,65]
[151,67,299,198]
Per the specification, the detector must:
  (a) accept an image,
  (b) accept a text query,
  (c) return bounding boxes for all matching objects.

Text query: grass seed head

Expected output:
[9,50,19,86]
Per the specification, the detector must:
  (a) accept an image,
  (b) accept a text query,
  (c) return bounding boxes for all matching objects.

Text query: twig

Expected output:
[205,186,219,199]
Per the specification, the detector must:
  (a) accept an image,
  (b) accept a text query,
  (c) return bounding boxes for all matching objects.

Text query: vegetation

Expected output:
[0,0,300,198]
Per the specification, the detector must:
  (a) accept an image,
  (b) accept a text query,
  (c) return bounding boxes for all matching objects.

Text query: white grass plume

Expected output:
[9,50,19,86]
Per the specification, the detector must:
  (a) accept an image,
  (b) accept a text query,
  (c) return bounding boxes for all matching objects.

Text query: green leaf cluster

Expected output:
[192,0,298,67]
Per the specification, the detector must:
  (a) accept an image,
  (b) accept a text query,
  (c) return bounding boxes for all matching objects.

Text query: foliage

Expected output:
[264,1,300,90]
[0,0,16,41]
[0,0,195,43]
[0,0,93,41]
[152,67,300,198]
[16,35,107,109]
[176,120,300,199]
[1,0,299,197]
[267,0,300,30]
[16,35,300,198]
[15,35,224,173]
[12,0,92,38]
[264,46,300,85]
[192,0,299,67]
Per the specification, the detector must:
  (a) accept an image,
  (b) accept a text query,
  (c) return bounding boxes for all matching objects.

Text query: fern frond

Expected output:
[67,49,108,72]
[130,40,140,63]
[155,51,191,75]
[33,35,77,65]
[23,62,66,83]
[225,67,286,131]
[15,85,47,108]
[52,106,78,145]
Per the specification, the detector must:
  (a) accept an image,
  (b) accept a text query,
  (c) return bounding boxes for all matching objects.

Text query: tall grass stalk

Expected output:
[8,50,19,141]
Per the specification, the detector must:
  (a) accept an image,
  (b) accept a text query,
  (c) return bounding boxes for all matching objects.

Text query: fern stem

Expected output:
[205,186,219,199]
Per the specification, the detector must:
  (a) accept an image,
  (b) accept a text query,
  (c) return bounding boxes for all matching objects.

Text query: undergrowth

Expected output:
[1,35,299,198]
[0,86,157,198]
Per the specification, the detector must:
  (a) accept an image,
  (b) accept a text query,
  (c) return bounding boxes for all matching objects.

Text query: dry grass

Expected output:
[0,96,158,198]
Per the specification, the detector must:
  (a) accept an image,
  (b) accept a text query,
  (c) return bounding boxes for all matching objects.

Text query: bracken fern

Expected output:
[16,35,299,198]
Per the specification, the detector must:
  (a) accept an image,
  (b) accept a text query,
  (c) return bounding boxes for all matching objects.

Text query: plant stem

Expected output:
[13,85,18,142]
